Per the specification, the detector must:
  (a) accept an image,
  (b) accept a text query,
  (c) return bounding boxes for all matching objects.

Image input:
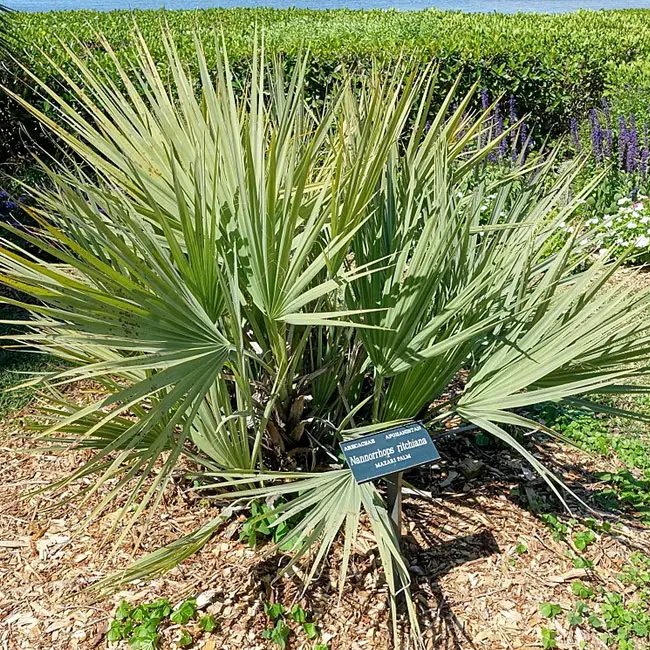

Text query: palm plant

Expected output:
[3,29,650,644]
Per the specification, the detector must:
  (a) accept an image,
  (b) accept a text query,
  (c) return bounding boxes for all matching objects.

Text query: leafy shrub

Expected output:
[620,553,650,588]
[604,59,650,120]
[5,30,650,645]
[8,6,650,167]
[600,592,650,646]
[564,574,650,649]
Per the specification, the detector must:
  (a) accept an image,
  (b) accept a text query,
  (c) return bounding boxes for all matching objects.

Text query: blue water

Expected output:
[8,0,650,12]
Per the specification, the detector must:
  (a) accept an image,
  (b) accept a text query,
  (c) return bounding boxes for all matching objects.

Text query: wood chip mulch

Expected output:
[0,387,648,650]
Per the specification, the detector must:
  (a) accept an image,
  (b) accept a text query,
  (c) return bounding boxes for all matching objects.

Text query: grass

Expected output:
[0,306,55,420]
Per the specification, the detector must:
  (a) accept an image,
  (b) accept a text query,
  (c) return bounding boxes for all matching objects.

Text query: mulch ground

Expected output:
[2,261,650,650]
[1,385,648,650]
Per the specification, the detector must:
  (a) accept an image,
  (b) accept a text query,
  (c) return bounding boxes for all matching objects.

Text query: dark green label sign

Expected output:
[340,422,440,484]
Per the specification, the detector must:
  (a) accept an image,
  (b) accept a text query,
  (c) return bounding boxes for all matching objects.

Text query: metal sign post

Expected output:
[385,471,404,598]
[385,471,403,546]
[340,422,440,602]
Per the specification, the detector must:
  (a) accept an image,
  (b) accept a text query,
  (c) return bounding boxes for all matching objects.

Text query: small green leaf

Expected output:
[269,621,291,649]
[199,615,217,632]
[129,640,157,650]
[171,600,197,625]
[131,605,146,622]
[264,602,284,622]
[539,603,562,619]
[149,599,171,619]
[290,604,307,624]
[588,614,604,629]
[573,529,596,551]
[115,601,132,621]
[572,581,594,599]
[128,623,159,650]
[572,555,593,569]
[107,620,124,642]
[178,630,193,647]
[541,627,557,649]
[303,622,318,639]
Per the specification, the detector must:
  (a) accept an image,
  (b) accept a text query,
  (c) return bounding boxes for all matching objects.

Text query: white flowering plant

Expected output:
[580,195,650,263]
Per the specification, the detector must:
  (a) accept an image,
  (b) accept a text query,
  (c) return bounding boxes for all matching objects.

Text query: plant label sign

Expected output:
[340,422,440,484]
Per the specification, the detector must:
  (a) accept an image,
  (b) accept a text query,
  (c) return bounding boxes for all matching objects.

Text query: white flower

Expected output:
[635,235,650,248]
[618,197,631,206]
[641,216,650,224]
[627,221,637,229]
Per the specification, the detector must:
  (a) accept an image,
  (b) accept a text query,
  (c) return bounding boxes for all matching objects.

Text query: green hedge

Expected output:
[4,8,650,165]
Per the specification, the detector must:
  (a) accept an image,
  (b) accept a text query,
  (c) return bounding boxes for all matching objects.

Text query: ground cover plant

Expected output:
[4,26,650,646]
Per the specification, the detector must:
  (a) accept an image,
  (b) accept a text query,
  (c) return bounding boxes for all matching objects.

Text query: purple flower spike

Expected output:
[626,114,639,173]
[509,95,517,125]
[480,88,490,112]
[618,116,628,170]
[570,117,581,152]
[519,122,530,164]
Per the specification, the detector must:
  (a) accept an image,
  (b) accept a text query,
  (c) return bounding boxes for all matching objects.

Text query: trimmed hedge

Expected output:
[4,8,650,165]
